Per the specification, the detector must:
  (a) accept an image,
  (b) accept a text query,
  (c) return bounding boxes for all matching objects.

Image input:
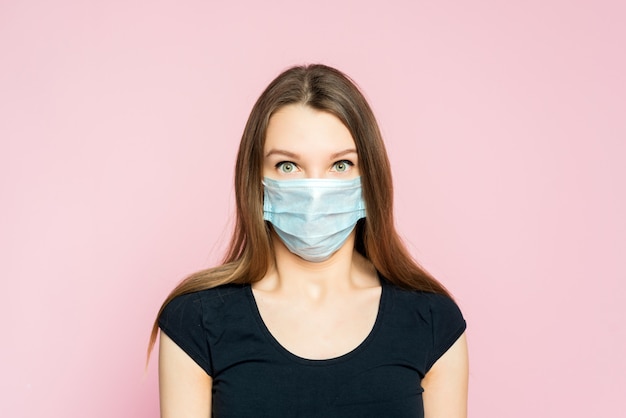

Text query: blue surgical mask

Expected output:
[263,176,366,262]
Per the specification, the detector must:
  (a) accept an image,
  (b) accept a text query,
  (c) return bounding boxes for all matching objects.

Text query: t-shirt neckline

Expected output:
[245,276,388,366]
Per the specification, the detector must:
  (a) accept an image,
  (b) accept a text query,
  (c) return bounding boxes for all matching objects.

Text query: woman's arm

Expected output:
[159,332,212,418]
[422,332,469,418]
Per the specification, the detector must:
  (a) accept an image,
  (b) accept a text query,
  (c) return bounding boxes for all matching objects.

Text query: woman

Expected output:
[149,64,468,417]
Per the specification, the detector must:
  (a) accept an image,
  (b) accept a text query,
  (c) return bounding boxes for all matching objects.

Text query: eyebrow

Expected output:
[265,149,300,158]
[330,148,358,159]
[265,148,358,159]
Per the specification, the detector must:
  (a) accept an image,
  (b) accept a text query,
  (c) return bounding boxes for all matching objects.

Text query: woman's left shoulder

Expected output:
[385,282,465,329]
[387,283,467,370]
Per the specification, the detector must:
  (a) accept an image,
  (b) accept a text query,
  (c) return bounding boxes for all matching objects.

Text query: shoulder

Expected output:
[385,281,464,321]
[384,280,466,368]
[169,282,247,304]
[159,283,249,331]
[157,283,250,376]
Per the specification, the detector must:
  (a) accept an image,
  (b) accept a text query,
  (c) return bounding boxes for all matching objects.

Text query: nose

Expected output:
[305,167,326,179]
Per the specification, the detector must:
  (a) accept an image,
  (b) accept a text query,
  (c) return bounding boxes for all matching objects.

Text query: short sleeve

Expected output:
[424,293,466,372]
[158,292,213,376]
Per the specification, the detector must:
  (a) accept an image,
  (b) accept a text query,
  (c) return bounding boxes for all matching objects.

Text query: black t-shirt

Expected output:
[158,276,466,418]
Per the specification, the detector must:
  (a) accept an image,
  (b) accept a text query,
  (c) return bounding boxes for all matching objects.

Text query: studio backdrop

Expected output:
[1,1,624,417]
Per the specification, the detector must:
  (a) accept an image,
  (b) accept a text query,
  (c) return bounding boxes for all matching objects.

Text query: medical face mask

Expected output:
[262,176,366,263]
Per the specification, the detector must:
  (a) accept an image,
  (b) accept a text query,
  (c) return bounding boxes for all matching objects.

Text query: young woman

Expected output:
[149,64,468,417]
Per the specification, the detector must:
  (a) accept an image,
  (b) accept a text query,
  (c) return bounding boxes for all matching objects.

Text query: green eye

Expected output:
[333,160,352,172]
[277,162,296,173]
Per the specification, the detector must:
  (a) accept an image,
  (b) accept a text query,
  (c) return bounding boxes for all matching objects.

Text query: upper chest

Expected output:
[251,285,382,360]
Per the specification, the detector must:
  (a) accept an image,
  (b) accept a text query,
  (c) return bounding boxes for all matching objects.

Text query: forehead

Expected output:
[264,104,356,153]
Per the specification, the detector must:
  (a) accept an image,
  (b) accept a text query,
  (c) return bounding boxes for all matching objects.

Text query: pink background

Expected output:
[1,0,624,416]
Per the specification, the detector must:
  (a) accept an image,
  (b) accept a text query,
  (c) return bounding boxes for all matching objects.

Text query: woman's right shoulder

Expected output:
[164,282,249,312]
[158,282,250,364]
[157,283,248,378]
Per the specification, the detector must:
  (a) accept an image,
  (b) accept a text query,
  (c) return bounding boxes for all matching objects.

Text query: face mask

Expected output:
[263,176,366,263]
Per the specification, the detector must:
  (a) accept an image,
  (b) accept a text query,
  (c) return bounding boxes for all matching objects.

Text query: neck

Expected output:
[257,230,377,301]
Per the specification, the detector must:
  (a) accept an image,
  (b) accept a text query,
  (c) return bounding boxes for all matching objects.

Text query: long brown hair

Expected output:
[148,64,450,357]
